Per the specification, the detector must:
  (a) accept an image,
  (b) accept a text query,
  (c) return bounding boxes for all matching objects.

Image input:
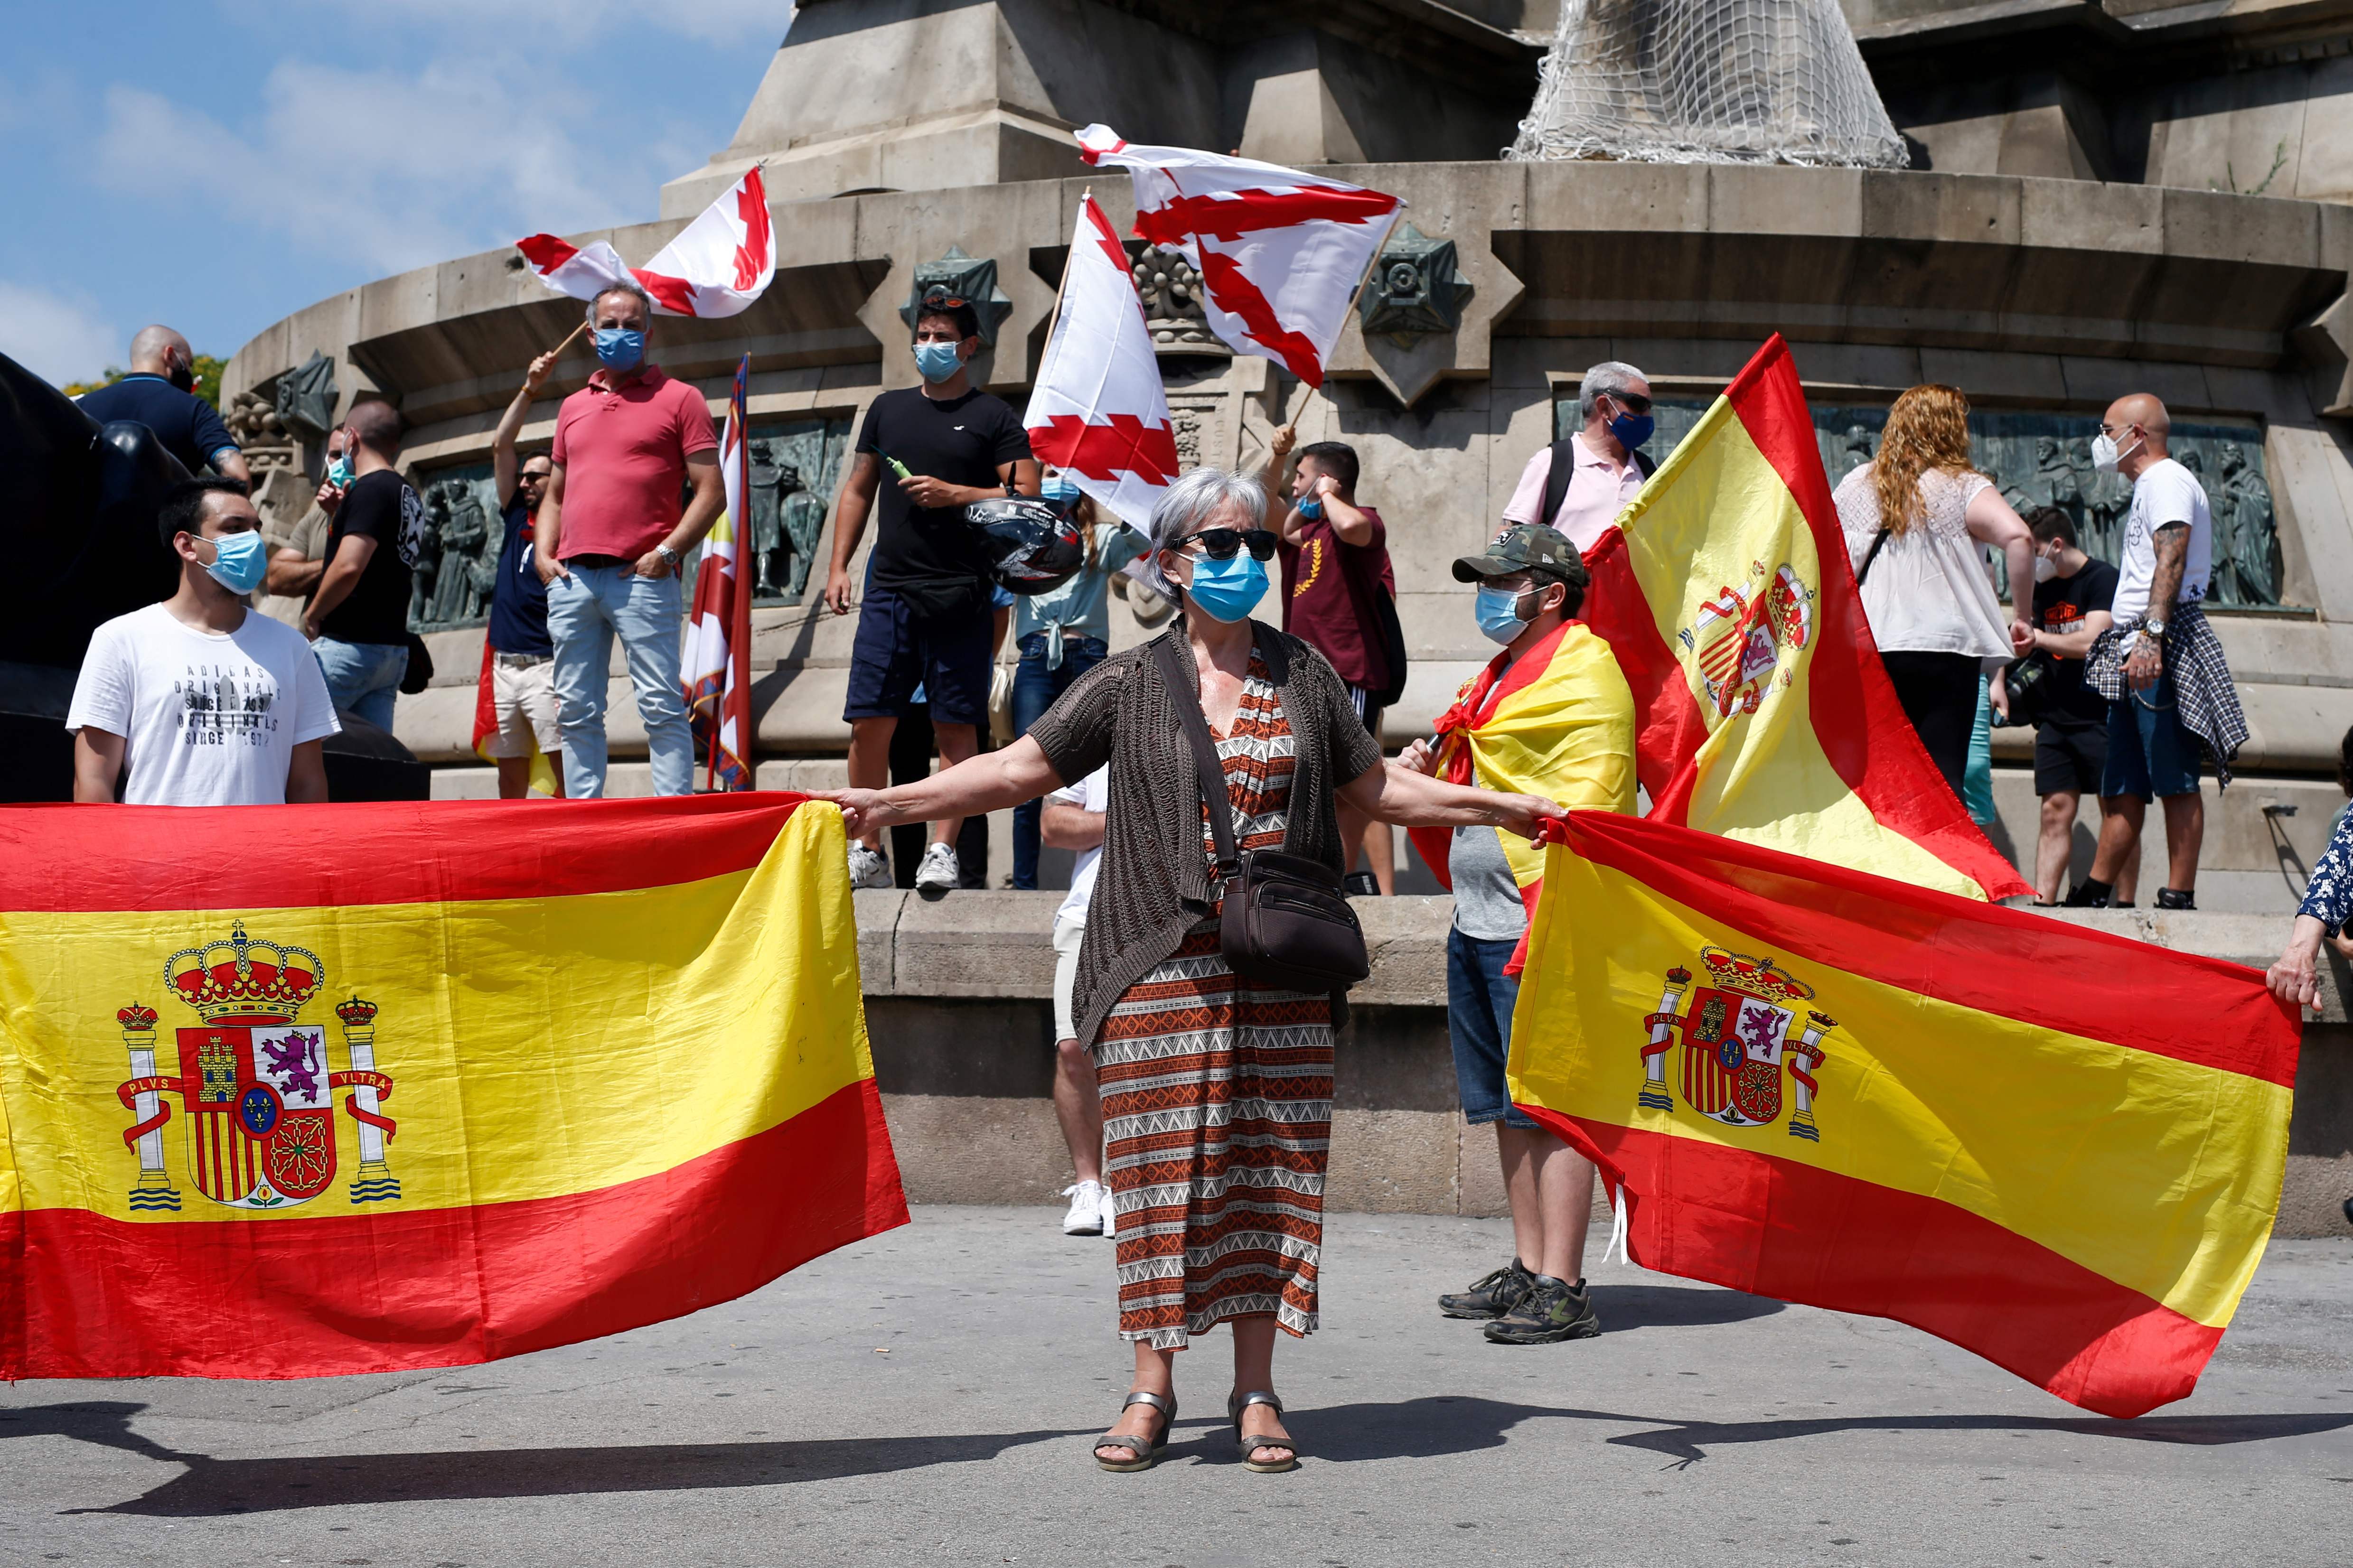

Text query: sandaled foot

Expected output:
[1094,1389,1175,1472]
[1229,1389,1296,1473]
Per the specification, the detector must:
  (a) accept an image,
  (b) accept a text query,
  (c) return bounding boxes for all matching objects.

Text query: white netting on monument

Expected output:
[1507,0,1910,169]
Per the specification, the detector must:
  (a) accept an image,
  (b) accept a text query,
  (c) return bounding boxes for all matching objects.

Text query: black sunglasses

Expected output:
[1602,392,1653,416]
[1181,527,1279,562]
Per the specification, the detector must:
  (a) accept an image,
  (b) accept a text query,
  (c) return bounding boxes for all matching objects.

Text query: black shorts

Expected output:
[2034,719,2109,797]
[843,584,993,727]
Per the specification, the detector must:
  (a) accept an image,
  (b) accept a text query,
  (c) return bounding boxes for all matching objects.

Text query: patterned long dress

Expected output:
[1095,653,1335,1348]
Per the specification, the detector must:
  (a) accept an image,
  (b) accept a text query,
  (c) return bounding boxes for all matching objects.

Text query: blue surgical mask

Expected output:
[326,453,353,488]
[1041,475,1081,510]
[1296,495,1323,521]
[1608,409,1655,451]
[198,530,268,597]
[1475,585,1534,645]
[593,327,646,372]
[914,341,963,384]
[1183,551,1269,624]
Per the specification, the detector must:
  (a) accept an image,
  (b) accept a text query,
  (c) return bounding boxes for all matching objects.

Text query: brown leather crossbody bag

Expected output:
[1154,635,1370,995]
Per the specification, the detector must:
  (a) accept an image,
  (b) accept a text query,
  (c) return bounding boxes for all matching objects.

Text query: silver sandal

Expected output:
[1228,1389,1297,1473]
[1094,1389,1176,1473]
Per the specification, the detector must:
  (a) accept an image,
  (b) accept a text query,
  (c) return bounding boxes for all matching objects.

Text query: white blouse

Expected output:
[1834,463,2012,660]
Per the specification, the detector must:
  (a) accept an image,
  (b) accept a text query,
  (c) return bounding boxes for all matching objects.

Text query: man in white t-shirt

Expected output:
[70,478,340,805]
[2070,392,2221,911]
[1040,764,1112,1238]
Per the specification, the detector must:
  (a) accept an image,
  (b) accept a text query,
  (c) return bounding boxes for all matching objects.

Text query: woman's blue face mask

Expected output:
[1181,550,1270,623]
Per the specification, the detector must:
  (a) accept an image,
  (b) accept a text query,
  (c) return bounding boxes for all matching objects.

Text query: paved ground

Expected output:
[3,1206,2348,1568]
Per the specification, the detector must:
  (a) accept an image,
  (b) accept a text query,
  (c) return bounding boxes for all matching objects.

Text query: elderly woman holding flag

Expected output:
[827,467,1562,1475]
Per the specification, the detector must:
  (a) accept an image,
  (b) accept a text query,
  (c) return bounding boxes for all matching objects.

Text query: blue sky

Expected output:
[0,2,791,385]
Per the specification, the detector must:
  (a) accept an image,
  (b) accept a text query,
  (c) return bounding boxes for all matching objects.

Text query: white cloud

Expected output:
[0,280,122,387]
[95,63,710,277]
[247,0,795,51]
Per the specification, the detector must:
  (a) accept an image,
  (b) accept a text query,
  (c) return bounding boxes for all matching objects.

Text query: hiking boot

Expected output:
[1484,1274,1600,1344]
[1439,1258,1537,1320]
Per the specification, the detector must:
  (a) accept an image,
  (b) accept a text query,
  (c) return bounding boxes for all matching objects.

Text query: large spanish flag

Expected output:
[1510,812,2298,1419]
[0,793,905,1380]
[1582,335,2029,901]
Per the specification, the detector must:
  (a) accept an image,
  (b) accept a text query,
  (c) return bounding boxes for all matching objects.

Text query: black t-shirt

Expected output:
[487,493,552,656]
[320,470,424,646]
[855,387,1031,589]
[76,374,241,478]
[2032,557,2119,726]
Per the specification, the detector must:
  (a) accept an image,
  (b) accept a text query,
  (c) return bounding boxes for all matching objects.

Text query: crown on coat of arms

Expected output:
[336,996,380,1027]
[164,921,324,1021]
[1700,945,1813,1005]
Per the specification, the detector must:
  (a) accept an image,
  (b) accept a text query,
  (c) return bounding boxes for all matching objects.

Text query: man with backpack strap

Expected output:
[1504,360,1657,554]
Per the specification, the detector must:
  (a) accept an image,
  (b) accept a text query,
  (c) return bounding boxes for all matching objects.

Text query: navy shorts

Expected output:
[844,584,993,728]
[2101,674,2203,801]
[1447,926,1539,1130]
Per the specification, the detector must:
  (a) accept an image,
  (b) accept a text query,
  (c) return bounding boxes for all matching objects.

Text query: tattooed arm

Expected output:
[2124,521,2188,692]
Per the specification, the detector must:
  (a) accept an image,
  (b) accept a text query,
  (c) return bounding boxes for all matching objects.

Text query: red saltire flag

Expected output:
[516,165,775,318]
[1026,191,1180,529]
[683,355,756,791]
[0,794,905,1379]
[1581,334,2030,901]
[1509,811,2299,1418]
[1076,125,1401,387]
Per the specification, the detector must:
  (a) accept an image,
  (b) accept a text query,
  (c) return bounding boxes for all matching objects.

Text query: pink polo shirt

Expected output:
[1501,432,1645,552]
[548,365,719,562]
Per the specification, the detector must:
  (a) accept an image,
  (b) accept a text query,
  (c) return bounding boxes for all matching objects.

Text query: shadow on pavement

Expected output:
[1587,1283,1785,1330]
[1289,1397,2353,1467]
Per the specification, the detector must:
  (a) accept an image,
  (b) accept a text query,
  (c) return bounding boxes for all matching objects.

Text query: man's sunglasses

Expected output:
[1181,528,1279,562]
[1601,392,1652,416]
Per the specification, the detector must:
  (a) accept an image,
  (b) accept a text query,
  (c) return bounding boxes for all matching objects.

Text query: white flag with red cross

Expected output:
[1075,126,1401,388]
[1025,192,1181,530]
[516,166,775,319]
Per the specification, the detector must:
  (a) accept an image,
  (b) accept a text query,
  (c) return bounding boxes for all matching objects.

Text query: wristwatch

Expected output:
[2143,616,2168,642]
[656,545,683,573]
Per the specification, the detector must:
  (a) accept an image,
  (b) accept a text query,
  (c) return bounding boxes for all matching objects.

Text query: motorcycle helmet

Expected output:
[966,495,1084,595]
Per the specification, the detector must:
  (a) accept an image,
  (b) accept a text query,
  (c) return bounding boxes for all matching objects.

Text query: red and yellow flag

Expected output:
[0,794,905,1380]
[1510,812,2298,1418]
[1583,335,2029,901]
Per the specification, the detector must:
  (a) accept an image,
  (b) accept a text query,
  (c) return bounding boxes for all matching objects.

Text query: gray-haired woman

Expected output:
[828,468,1563,1475]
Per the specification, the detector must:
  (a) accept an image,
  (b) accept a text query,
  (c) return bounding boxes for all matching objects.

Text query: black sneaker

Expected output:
[1484,1274,1600,1344]
[2156,887,2196,911]
[1438,1259,1536,1320]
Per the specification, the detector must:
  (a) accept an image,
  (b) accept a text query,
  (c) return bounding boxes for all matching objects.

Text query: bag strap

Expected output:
[1540,437,1577,531]
[1855,526,1893,588]
[1152,635,1241,880]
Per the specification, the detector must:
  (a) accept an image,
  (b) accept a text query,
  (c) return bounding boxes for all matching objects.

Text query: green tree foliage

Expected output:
[60,355,227,408]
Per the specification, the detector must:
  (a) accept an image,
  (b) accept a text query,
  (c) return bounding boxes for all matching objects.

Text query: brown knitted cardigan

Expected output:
[1027,620,1384,1051]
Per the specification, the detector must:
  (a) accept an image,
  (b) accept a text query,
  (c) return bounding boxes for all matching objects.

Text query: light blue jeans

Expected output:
[312,636,406,734]
[546,563,693,798]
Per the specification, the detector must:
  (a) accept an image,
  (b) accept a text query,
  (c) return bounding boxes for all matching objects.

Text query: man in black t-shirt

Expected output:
[303,400,423,733]
[1992,507,2125,905]
[823,297,1038,892]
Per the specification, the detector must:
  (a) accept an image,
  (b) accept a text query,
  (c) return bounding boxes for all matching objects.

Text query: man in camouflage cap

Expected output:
[1451,521,1586,587]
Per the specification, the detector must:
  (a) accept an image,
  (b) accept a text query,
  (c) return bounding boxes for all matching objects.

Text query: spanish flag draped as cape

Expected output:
[1582,335,2029,902]
[0,794,905,1380]
[1510,811,2299,1418]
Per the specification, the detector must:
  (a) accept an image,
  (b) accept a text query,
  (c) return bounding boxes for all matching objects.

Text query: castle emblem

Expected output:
[1636,946,1835,1141]
[1677,560,1813,718]
[114,921,400,1212]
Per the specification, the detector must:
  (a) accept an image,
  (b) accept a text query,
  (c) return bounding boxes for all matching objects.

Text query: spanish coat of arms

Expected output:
[1638,945,1835,1142]
[1678,560,1814,718]
[113,921,400,1212]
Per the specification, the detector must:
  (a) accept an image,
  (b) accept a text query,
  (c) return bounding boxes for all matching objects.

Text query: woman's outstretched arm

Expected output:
[824,736,1063,841]
[1337,760,1562,841]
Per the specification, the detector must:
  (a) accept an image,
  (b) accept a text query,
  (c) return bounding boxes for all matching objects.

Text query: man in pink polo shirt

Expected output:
[533,282,723,797]
[1500,360,1655,553]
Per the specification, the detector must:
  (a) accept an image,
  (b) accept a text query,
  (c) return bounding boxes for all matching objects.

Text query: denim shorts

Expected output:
[1447,925,1538,1129]
[2102,673,2203,801]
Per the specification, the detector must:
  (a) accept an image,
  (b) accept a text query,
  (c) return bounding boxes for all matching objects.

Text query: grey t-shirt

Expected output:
[1451,823,1528,941]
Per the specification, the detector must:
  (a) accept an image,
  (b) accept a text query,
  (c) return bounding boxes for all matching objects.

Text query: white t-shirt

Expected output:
[1047,764,1110,926]
[1834,464,2013,660]
[2111,457,2212,626]
[67,604,341,805]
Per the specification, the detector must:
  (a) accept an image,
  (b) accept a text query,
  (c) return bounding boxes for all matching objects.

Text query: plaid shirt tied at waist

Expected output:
[2085,601,2248,787]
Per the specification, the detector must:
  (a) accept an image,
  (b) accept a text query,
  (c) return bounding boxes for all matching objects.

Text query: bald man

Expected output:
[2067,392,2240,911]
[75,326,251,486]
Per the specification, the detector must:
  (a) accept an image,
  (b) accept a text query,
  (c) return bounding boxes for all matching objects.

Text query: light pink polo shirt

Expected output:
[1501,432,1645,552]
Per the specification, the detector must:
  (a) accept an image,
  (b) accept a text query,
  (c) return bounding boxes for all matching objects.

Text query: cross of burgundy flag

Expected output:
[516,166,775,318]
[1026,192,1180,529]
[1076,126,1402,387]
[681,355,755,790]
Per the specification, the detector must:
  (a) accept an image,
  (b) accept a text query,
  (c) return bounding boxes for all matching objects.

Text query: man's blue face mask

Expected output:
[1604,395,1653,452]
[197,529,268,597]
[593,327,646,372]
[914,341,964,384]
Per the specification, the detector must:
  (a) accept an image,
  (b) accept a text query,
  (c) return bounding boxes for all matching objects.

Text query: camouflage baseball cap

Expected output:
[1452,523,1588,586]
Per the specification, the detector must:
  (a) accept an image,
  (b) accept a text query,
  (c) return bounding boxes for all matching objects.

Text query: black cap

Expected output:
[1452,523,1588,587]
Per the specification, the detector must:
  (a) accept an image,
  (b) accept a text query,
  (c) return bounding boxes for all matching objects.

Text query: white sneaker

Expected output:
[846,842,892,890]
[1098,1184,1118,1241]
[1062,1181,1107,1236]
[913,841,960,892]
